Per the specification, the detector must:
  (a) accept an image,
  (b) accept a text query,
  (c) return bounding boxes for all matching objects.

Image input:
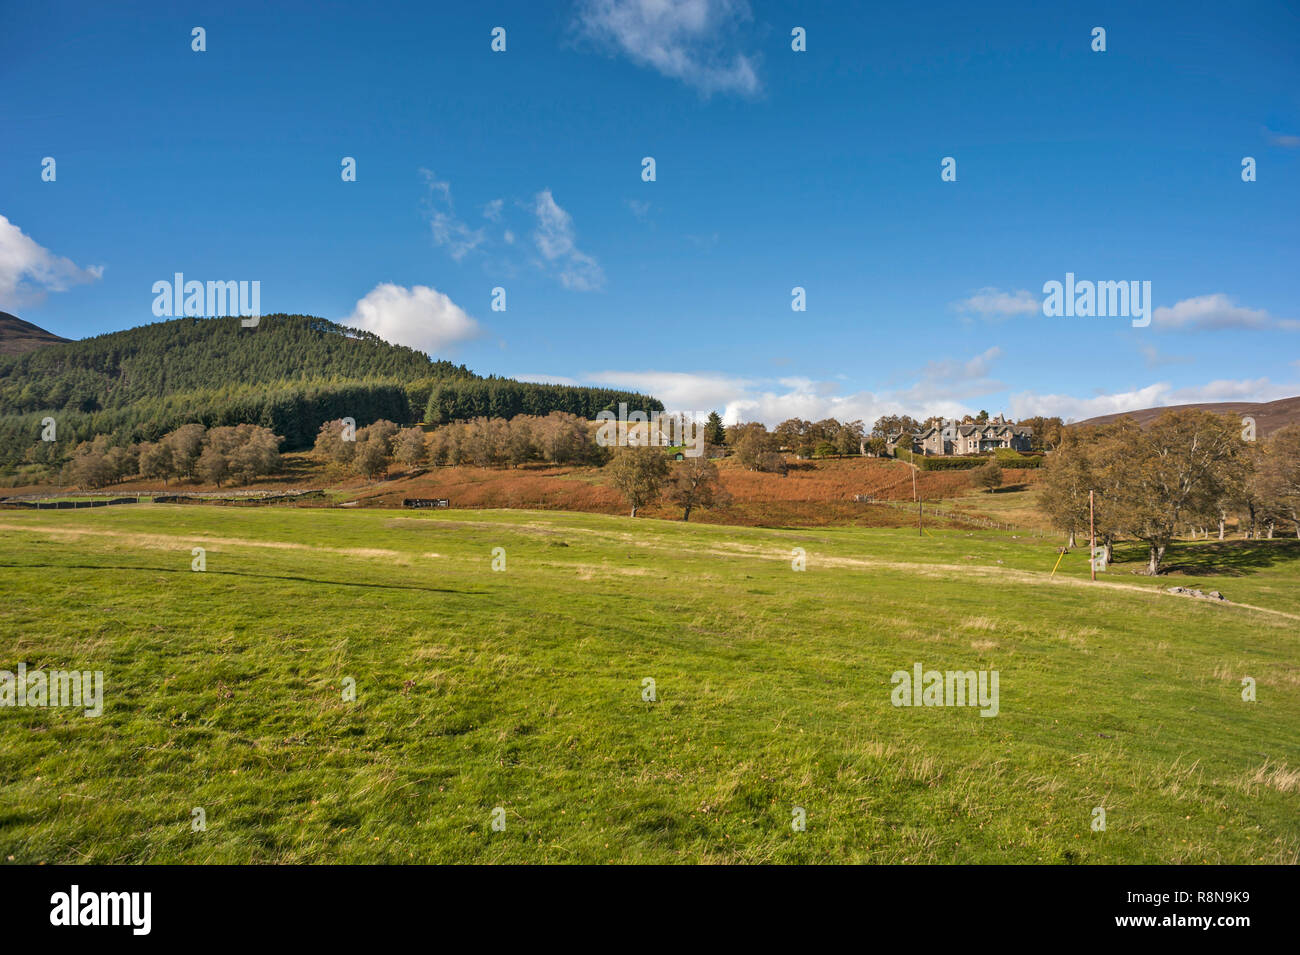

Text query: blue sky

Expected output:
[2,0,1298,424]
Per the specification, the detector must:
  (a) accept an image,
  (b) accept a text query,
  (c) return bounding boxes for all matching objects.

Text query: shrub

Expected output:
[917,456,987,471]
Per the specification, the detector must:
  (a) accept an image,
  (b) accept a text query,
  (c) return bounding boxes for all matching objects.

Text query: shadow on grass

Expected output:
[0,562,484,595]
[1111,539,1300,577]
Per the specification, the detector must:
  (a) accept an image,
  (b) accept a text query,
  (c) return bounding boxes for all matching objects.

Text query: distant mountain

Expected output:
[1073,396,1300,438]
[0,312,70,355]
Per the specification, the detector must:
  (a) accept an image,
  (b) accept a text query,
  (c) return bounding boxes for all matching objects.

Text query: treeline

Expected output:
[1040,410,1300,574]
[311,412,610,477]
[0,380,411,478]
[62,423,282,489]
[870,412,1065,451]
[425,378,663,425]
[0,314,664,478]
[722,414,1063,459]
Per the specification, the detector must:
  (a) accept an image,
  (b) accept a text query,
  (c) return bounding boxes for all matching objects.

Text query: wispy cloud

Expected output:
[952,287,1039,320]
[585,348,1010,425]
[419,170,486,262]
[0,214,103,307]
[1008,377,1299,422]
[1152,293,1285,331]
[345,283,482,354]
[625,199,651,221]
[920,346,1002,383]
[575,0,761,97]
[1266,128,1300,148]
[532,190,604,291]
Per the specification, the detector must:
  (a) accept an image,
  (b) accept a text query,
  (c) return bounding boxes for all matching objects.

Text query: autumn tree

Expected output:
[505,417,538,467]
[1255,424,1300,538]
[64,436,114,488]
[872,415,921,438]
[668,454,729,521]
[138,441,175,485]
[197,444,229,486]
[605,445,670,517]
[199,424,281,486]
[974,458,1003,493]
[163,423,206,480]
[393,427,428,469]
[727,421,773,469]
[534,412,593,464]
[313,419,358,469]
[225,426,281,484]
[756,450,789,475]
[1109,411,1247,574]
[1017,415,1065,451]
[836,419,866,455]
[352,420,399,479]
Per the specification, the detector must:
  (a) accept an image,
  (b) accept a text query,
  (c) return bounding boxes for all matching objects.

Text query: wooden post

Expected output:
[1089,489,1096,582]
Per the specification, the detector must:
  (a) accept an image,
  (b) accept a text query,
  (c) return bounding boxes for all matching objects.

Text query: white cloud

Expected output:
[532,190,604,291]
[919,346,1002,382]
[894,346,1005,404]
[0,214,103,307]
[576,0,760,97]
[1152,293,1278,330]
[953,287,1039,319]
[586,370,755,414]
[419,170,486,262]
[586,350,1007,425]
[345,283,482,354]
[1267,128,1300,148]
[1008,377,1300,423]
[482,199,504,222]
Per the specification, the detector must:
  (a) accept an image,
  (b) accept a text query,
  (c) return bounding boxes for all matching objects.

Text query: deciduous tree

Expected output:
[605,446,670,517]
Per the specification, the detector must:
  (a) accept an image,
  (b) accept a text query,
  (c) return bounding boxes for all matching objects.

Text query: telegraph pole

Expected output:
[1089,489,1096,582]
[912,464,922,536]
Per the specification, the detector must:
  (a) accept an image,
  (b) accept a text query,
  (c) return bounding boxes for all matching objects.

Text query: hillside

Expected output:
[0,311,69,355]
[0,314,662,470]
[0,314,470,413]
[1073,395,1300,438]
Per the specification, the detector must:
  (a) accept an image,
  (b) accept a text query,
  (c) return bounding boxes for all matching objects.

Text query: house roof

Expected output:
[902,420,1032,440]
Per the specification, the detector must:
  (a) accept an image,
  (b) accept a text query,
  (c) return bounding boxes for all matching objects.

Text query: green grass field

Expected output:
[1,504,1297,863]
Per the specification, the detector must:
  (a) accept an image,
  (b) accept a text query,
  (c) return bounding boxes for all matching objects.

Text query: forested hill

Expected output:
[0,314,662,471]
[0,314,470,413]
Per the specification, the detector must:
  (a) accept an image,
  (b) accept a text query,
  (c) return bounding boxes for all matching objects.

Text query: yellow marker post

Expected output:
[1049,548,1067,579]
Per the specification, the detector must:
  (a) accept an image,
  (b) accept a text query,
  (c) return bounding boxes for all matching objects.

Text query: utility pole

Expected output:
[1089,489,1096,582]
[912,464,922,536]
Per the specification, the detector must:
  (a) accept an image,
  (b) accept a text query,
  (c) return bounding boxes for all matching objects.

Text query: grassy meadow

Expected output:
[1,503,1297,863]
